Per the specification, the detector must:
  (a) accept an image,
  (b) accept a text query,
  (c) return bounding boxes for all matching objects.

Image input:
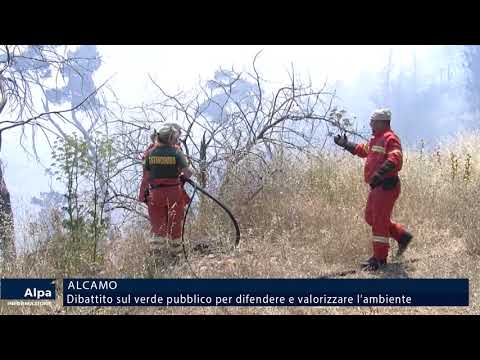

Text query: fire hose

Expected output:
[181,177,241,277]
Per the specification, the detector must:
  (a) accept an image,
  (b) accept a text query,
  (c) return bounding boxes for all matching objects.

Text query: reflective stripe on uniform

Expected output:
[371,145,386,154]
[388,149,402,156]
[388,149,403,167]
[149,237,167,250]
[373,235,389,244]
[149,156,176,165]
[150,238,166,245]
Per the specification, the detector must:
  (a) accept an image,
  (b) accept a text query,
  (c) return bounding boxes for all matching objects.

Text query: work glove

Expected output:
[369,172,384,189]
[179,174,187,185]
[334,134,357,154]
[334,134,348,148]
[369,160,396,189]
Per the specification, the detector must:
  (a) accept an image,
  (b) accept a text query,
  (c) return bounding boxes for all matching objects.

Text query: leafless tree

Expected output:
[0,45,110,264]
[150,54,358,196]
[104,52,359,220]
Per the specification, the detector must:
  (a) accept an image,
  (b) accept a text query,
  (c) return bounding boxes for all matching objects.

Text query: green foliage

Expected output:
[49,133,115,263]
[327,107,355,133]
[450,152,459,181]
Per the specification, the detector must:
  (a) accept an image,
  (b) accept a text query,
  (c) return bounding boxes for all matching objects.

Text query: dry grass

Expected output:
[2,131,480,315]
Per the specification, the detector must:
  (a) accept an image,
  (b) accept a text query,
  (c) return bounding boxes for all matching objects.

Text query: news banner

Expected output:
[0,278,469,307]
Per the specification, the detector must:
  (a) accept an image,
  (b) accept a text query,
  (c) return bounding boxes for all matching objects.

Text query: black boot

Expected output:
[361,257,386,271]
[396,232,413,257]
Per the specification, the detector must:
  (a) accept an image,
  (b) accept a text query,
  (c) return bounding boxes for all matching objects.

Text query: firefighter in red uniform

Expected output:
[139,127,191,207]
[334,109,413,271]
[138,124,193,259]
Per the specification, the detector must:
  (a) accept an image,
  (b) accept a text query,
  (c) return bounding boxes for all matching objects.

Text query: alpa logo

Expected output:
[24,287,54,300]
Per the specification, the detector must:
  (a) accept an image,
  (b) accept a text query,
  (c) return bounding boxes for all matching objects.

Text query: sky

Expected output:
[1,45,468,249]
[94,45,436,105]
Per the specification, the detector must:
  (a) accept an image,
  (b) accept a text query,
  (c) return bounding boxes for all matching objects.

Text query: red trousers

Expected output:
[365,182,407,261]
[147,185,187,240]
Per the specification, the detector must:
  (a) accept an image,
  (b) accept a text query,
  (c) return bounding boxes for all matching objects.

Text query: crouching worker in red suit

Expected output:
[333,109,413,271]
[138,124,193,259]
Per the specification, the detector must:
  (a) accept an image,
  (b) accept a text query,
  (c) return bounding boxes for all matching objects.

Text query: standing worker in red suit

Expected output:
[333,109,413,271]
[139,126,191,207]
[138,124,193,259]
